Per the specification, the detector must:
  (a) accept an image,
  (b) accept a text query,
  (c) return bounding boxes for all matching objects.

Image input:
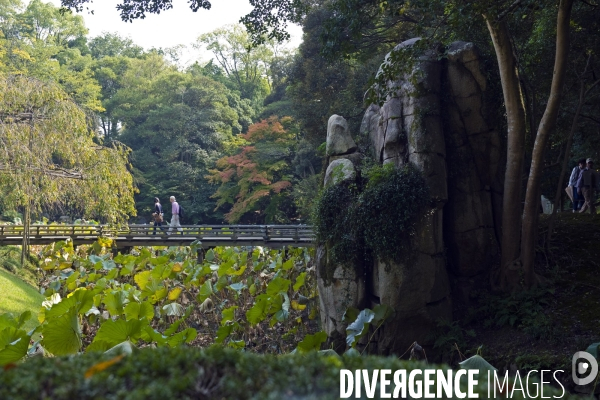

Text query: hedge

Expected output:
[0,346,580,399]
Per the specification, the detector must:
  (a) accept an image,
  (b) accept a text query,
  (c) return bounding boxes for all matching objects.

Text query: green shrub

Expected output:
[0,346,577,399]
[1,210,22,223]
[312,182,362,270]
[473,287,559,340]
[0,246,38,285]
[312,163,430,268]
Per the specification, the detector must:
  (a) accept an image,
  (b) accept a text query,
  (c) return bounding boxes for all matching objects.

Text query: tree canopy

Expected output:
[0,74,136,223]
[208,116,297,223]
[115,55,245,223]
[59,0,305,44]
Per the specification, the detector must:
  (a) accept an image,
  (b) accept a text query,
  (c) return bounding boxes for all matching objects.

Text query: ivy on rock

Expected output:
[313,163,431,271]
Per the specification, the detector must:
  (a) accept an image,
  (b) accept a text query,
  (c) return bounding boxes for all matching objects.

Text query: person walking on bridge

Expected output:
[152,197,165,235]
[168,196,183,234]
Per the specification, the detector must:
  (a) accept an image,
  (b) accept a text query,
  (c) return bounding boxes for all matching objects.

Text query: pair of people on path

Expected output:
[152,196,183,235]
[568,158,599,214]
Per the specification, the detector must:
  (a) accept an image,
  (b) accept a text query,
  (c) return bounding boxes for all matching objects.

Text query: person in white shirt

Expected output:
[168,196,183,234]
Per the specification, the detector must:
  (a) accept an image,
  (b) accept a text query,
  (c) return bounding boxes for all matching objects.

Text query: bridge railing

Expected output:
[0,224,315,243]
[121,225,315,241]
[0,224,103,237]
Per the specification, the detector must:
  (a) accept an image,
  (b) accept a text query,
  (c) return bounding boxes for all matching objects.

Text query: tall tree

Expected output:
[518,0,574,286]
[0,0,102,112]
[287,7,385,147]
[88,32,144,59]
[0,75,136,262]
[114,55,242,223]
[196,24,273,103]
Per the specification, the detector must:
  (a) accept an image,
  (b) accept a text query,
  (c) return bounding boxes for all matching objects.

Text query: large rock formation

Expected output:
[443,42,503,301]
[316,39,502,356]
[318,114,365,352]
[359,38,452,355]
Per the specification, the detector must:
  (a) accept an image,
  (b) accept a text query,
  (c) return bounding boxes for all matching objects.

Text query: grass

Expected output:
[0,268,43,331]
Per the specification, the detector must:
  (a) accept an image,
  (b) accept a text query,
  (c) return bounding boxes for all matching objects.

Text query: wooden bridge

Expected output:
[0,225,315,248]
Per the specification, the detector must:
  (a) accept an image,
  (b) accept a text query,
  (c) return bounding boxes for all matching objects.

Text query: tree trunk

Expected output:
[484,17,527,290]
[20,202,30,268]
[520,0,574,286]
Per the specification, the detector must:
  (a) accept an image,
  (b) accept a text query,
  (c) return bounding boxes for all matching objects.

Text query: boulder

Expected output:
[317,244,366,352]
[326,115,357,156]
[324,38,452,355]
[329,152,364,167]
[324,159,356,187]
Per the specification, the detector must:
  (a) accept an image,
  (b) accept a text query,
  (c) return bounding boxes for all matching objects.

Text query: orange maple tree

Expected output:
[207,116,297,223]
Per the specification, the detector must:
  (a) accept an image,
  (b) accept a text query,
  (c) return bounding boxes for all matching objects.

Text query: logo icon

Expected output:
[572,351,598,386]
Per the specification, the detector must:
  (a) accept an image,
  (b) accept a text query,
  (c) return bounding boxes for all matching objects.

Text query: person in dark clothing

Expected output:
[576,158,600,214]
[152,197,165,235]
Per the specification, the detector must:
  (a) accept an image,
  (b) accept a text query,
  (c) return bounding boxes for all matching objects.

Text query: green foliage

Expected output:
[474,287,558,340]
[291,173,321,221]
[0,75,136,224]
[287,7,385,147]
[345,308,375,347]
[0,326,30,366]
[88,32,144,59]
[295,331,327,353]
[0,311,33,366]
[41,307,81,356]
[358,163,431,263]
[114,55,244,223]
[0,239,318,363]
[0,0,103,112]
[429,320,476,360]
[312,182,361,271]
[344,305,393,349]
[0,246,38,284]
[313,164,430,268]
[196,24,274,104]
[1,210,22,223]
[459,355,497,373]
[5,344,580,400]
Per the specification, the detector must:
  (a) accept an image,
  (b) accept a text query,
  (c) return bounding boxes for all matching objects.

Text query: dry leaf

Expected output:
[84,355,125,379]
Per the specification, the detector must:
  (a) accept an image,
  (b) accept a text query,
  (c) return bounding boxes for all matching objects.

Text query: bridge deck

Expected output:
[0,225,315,248]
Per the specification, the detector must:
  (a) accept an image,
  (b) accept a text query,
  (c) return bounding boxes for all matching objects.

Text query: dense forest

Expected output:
[2,0,599,230]
[1,0,599,294]
[0,0,329,225]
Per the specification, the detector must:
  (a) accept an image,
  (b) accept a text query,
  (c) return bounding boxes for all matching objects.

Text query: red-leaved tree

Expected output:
[207,116,297,223]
